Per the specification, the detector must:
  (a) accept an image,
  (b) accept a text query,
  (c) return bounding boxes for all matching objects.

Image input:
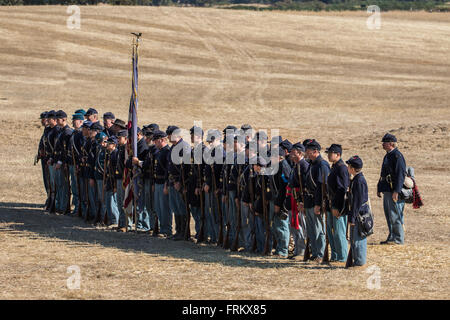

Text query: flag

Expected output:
[123,36,140,216]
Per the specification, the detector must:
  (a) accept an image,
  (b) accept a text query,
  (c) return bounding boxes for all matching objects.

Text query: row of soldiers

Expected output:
[38,108,409,268]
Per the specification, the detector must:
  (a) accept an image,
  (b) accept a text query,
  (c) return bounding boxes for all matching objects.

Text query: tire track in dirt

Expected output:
[189,10,270,116]
[159,7,233,109]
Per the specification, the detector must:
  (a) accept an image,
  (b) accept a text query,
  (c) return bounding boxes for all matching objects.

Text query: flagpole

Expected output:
[131,32,141,233]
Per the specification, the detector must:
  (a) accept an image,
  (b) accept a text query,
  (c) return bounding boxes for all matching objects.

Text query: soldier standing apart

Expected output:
[304,140,329,263]
[38,112,50,208]
[152,130,172,238]
[377,133,406,245]
[325,144,349,263]
[114,130,132,232]
[346,156,369,267]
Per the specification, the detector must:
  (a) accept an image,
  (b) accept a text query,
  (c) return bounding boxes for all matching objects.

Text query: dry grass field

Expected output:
[0,6,449,300]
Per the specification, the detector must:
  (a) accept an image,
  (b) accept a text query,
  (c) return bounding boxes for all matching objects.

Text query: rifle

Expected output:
[48,161,56,214]
[211,164,223,246]
[345,221,353,268]
[295,163,311,261]
[72,146,82,217]
[248,166,257,252]
[64,163,72,215]
[230,165,242,252]
[103,151,110,225]
[223,165,231,249]
[262,173,271,255]
[181,164,191,241]
[150,152,159,236]
[197,164,206,243]
[321,172,330,264]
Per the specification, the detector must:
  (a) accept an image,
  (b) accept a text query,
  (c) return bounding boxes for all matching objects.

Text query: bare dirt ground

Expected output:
[0,6,449,300]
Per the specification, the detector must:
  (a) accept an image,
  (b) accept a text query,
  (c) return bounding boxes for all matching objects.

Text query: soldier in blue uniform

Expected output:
[269,146,292,258]
[229,132,247,250]
[104,136,120,226]
[68,113,85,216]
[130,128,150,232]
[102,112,115,137]
[113,130,131,232]
[166,126,190,240]
[188,126,207,241]
[203,129,223,244]
[304,139,329,263]
[45,110,61,213]
[142,124,160,234]
[325,144,349,263]
[85,108,99,124]
[86,122,104,222]
[287,142,310,260]
[54,110,73,214]
[79,121,92,220]
[346,155,369,267]
[93,131,108,226]
[38,111,50,208]
[152,130,172,238]
[377,133,406,245]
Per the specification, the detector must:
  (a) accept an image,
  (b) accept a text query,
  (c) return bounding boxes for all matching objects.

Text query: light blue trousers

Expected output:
[88,180,97,220]
[144,179,157,230]
[350,223,367,266]
[69,165,79,215]
[134,178,149,231]
[383,192,405,244]
[169,186,186,235]
[204,192,219,242]
[305,207,325,258]
[154,184,172,235]
[96,180,107,221]
[289,210,307,256]
[56,167,69,212]
[117,179,132,229]
[326,211,348,262]
[273,209,290,256]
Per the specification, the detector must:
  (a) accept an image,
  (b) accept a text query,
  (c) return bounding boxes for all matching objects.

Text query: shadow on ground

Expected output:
[0,202,337,271]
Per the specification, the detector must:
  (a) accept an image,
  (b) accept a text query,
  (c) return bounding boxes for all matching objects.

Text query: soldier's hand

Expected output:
[174,182,181,191]
[204,184,210,193]
[55,163,61,170]
[89,179,95,187]
[332,208,340,218]
[314,205,321,215]
[392,192,398,202]
[163,185,169,195]
[377,192,382,198]
[47,159,52,166]
[297,201,304,213]
[274,205,280,214]
[132,157,140,166]
[195,188,200,196]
